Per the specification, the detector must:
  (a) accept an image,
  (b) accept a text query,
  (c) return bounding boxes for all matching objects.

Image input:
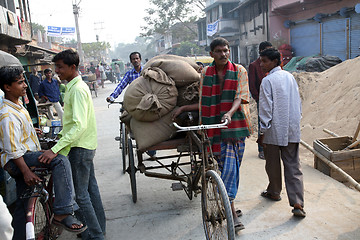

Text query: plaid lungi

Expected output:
[217,138,246,201]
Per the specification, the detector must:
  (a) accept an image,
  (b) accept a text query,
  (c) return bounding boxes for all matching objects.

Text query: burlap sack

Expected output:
[144,54,200,70]
[120,110,131,127]
[123,75,178,122]
[177,81,200,106]
[130,108,178,151]
[143,55,200,87]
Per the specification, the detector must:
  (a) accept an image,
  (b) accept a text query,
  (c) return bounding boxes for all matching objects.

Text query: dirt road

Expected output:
[59,81,360,240]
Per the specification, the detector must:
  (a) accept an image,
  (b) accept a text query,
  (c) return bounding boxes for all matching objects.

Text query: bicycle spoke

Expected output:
[203,174,229,239]
[34,198,49,238]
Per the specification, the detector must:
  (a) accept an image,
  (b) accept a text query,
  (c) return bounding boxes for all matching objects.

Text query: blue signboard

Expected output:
[47,26,75,36]
[47,26,61,36]
[61,27,75,35]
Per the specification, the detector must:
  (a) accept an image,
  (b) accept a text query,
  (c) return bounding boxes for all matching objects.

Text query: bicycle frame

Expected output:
[130,119,234,239]
[133,120,228,199]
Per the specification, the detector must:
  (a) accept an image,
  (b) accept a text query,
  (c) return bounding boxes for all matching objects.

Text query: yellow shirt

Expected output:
[51,75,97,156]
[0,99,41,167]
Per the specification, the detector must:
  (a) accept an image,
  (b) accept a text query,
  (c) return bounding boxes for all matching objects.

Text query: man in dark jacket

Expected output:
[28,67,42,100]
[248,41,272,159]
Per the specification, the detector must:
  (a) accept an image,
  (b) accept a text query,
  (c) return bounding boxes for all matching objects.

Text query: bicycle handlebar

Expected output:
[107,101,123,108]
[173,119,228,132]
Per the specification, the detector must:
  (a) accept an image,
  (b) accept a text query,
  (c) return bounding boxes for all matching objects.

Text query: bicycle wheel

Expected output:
[201,170,235,240]
[28,196,61,240]
[128,138,137,203]
[121,123,127,174]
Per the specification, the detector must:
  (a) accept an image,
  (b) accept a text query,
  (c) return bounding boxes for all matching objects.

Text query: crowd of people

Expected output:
[0,37,305,239]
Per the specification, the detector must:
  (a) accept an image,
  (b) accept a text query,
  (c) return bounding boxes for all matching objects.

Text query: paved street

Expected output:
[59,81,360,240]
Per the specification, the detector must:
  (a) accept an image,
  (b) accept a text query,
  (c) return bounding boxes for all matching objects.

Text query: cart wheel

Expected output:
[121,123,127,174]
[201,170,235,240]
[127,138,137,203]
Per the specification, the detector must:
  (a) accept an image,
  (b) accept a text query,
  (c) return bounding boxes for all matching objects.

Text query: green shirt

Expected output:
[51,75,97,156]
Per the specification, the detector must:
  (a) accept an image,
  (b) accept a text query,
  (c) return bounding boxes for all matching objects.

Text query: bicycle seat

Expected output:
[176,111,199,126]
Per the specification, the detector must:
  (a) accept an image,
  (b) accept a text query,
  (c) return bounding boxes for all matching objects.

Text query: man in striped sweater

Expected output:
[173,37,251,232]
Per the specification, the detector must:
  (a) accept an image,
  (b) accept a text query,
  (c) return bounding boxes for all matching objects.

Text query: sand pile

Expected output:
[293,56,360,144]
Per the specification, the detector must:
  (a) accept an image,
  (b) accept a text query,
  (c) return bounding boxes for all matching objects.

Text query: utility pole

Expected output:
[73,0,84,67]
[94,22,104,42]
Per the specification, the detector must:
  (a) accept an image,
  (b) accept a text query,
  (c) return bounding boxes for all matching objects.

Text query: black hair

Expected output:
[129,52,141,61]
[259,41,273,52]
[210,37,229,52]
[260,48,281,66]
[52,49,79,68]
[0,66,24,92]
[44,68,52,74]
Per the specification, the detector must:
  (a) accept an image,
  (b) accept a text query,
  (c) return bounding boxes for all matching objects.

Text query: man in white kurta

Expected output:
[257,48,305,218]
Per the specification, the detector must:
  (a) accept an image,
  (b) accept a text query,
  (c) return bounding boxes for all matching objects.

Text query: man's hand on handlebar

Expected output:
[221,113,232,124]
[106,97,114,103]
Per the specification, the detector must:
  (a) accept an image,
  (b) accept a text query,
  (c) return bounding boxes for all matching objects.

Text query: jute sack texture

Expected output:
[130,107,178,151]
[123,71,178,122]
[176,81,200,106]
[120,110,131,127]
[143,55,201,87]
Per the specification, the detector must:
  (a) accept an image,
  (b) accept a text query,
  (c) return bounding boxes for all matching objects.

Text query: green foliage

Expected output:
[171,21,198,43]
[141,0,205,37]
[82,42,111,60]
[110,37,156,64]
[174,41,206,56]
[64,38,77,45]
[32,22,45,34]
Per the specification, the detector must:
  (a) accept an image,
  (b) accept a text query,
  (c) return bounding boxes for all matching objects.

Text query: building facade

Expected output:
[270,0,360,60]
[201,0,241,62]
[0,0,32,53]
[198,0,360,66]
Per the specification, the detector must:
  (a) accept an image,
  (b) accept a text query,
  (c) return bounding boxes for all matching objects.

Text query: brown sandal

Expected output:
[261,190,281,201]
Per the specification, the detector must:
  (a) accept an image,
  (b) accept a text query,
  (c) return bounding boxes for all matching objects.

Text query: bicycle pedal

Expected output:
[171,182,184,191]
[115,136,121,141]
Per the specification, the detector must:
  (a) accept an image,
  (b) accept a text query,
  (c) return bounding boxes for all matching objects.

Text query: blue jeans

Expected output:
[68,147,106,240]
[5,151,78,240]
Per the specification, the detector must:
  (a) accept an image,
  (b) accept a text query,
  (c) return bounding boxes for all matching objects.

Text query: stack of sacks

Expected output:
[123,55,201,151]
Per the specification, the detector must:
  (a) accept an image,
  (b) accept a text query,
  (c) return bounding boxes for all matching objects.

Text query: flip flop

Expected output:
[53,215,87,233]
[292,208,306,218]
[261,190,281,201]
[236,209,242,217]
[234,219,245,232]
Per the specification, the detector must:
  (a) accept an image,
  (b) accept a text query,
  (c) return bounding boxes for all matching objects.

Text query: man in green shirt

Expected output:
[39,49,106,240]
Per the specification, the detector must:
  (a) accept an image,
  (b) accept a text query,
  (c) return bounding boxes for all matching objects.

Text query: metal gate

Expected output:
[322,17,348,61]
[290,21,320,57]
[350,13,360,58]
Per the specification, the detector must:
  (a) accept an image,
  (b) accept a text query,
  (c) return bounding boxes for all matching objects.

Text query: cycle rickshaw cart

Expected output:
[120,109,236,240]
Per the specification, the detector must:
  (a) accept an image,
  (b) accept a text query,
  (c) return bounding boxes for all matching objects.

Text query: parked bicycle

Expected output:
[22,167,62,240]
[23,128,62,240]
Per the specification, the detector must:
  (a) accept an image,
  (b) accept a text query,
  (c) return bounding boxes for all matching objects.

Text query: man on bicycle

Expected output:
[106,52,142,103]
[106,52,156,158]
[0,66,86,239]
[172,37,251,232]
